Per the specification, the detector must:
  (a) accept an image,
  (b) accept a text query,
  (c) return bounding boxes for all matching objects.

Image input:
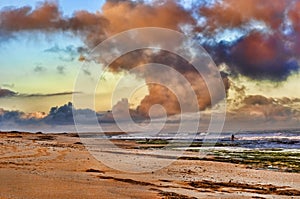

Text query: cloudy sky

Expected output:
[0,0,300,131]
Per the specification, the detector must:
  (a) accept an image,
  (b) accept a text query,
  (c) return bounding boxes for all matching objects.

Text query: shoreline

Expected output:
[1,131,300,198]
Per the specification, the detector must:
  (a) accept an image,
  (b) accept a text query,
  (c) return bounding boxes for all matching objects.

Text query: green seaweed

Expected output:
[197,150,300,173]
[135,138,300,172]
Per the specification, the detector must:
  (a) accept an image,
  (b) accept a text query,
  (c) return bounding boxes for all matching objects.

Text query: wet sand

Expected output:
[0,132,299,199]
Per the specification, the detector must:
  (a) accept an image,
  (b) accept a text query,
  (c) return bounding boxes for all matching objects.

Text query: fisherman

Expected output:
[231,134,235,141]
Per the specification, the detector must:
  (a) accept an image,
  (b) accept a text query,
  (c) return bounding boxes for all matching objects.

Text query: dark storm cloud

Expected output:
[1,0,299,81]
[0,108,42,126]
[43,102,74,125]
[106,49,229,117]
[39,102,99,125]
[204,31,299,81]
[0,88,17,98]
[199,0,300,81]
[21,91,80,98]
[0,89,79,98]
[0,109,25,124]
[0,102,98,126]
[1,0,300,117]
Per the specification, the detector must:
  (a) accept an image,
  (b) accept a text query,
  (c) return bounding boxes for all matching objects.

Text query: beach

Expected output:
[0,131,300,199]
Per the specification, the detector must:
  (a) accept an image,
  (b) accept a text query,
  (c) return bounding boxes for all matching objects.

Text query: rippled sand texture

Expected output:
[0,132,299,199]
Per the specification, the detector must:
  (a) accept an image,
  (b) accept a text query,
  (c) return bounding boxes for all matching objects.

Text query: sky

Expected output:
[0,0,300,131]
[0,0,107,112]
[0,0,106,15]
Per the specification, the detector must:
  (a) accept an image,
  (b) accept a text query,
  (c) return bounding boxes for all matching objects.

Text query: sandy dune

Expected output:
[0,132,299,199]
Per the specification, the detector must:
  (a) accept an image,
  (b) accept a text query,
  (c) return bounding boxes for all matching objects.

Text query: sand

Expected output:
[0,132,299,199]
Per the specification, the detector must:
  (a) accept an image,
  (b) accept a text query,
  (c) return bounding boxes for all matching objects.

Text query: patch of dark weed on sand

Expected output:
[188,180,300,196]
[85,169,104,173]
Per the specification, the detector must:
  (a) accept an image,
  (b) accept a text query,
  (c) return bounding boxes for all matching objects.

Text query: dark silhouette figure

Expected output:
[231,134,235,141]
